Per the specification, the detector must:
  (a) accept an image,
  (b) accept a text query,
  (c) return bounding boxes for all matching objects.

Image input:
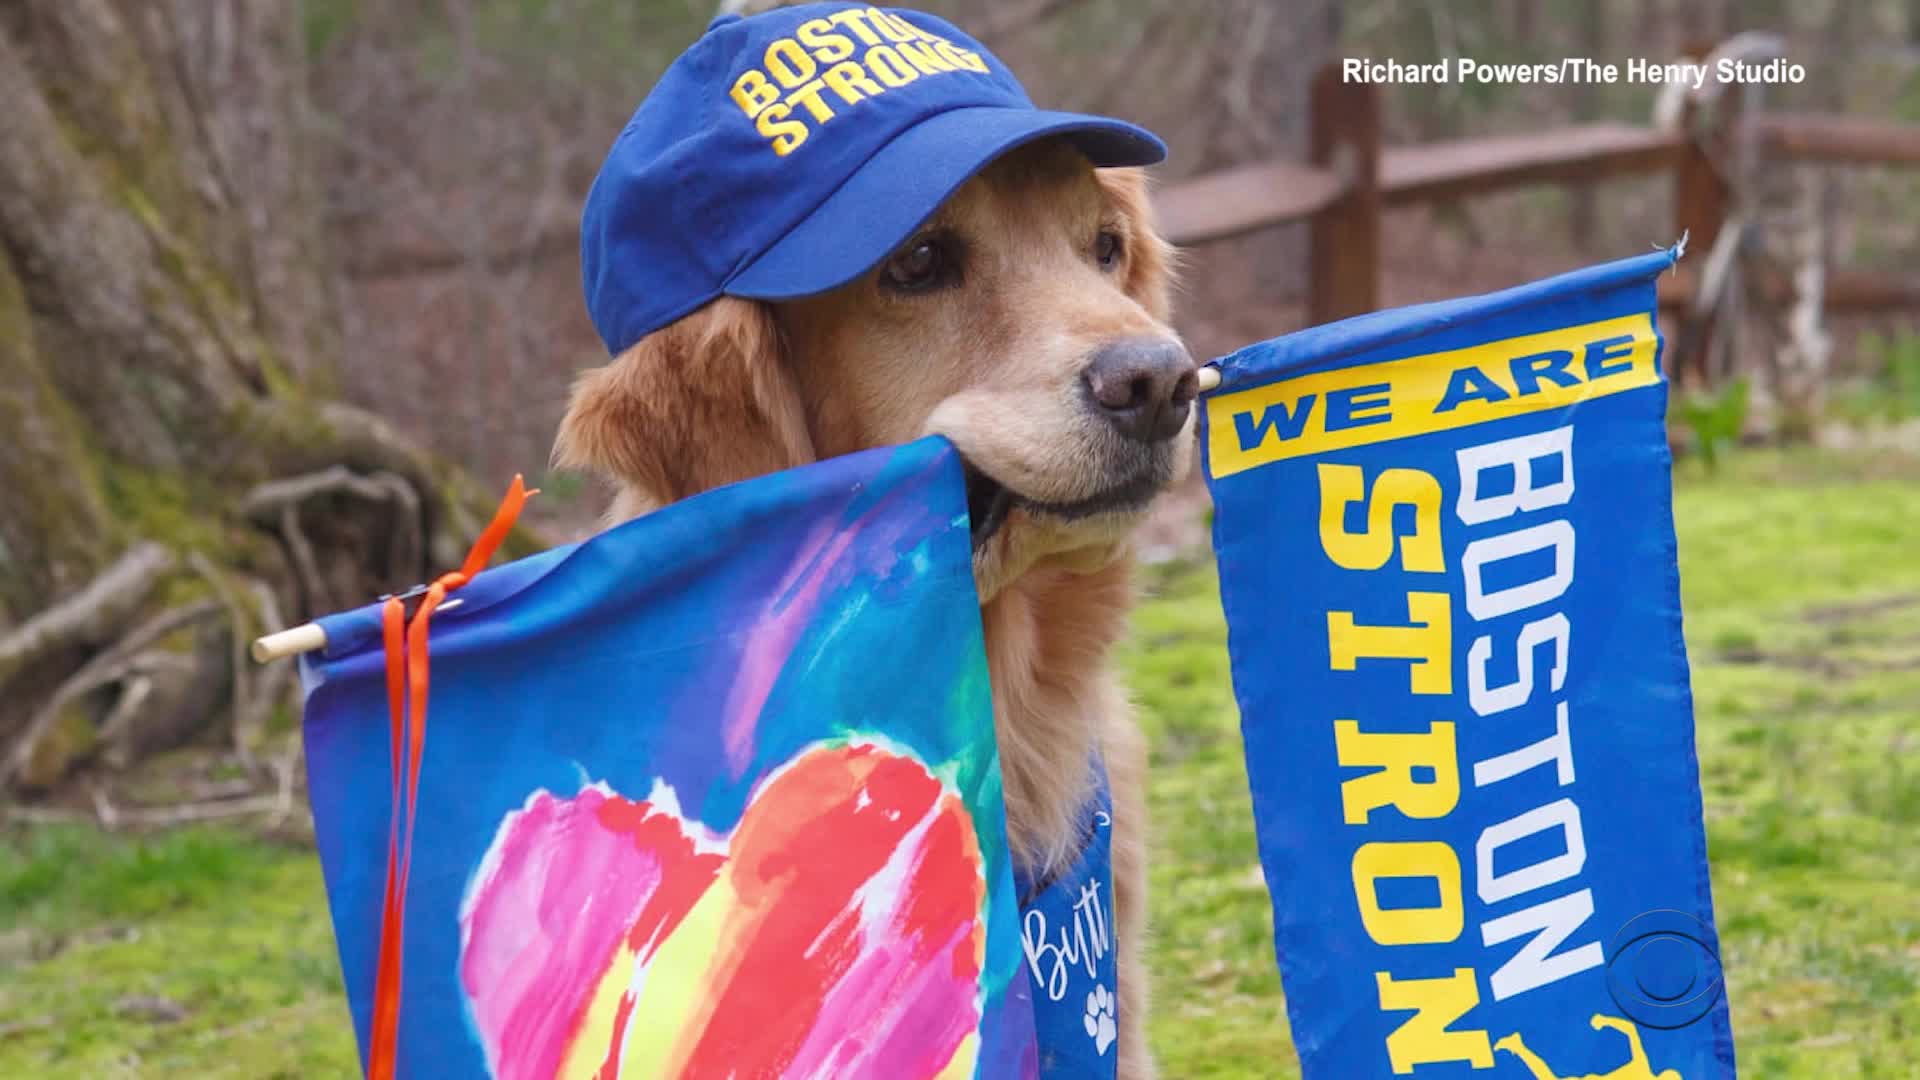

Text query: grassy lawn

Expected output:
[0,826,352,1077]
[2,446,1916,1076]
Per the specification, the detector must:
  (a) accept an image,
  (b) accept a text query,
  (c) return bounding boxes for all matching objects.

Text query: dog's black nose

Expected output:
[1083,338,1198,443]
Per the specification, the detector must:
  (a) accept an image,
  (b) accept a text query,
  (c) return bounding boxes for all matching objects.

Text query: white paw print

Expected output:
[1082,983,1117,1056]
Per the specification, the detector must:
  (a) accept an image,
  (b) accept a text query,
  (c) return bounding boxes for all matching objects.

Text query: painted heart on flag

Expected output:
[456,740,989,1080]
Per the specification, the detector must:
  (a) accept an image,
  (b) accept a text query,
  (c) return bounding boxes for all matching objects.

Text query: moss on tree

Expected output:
[0,0,523,792]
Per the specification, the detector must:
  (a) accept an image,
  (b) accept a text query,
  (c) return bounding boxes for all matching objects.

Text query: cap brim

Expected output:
[725,106,1166,301]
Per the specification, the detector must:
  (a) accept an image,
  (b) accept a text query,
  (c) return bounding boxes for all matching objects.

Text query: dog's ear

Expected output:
[1096,166,1177,323]
[554,297,814,515]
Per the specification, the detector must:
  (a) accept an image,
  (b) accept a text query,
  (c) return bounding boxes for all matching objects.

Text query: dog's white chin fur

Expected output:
[967,442,1195,602]
[971,507,1137,602]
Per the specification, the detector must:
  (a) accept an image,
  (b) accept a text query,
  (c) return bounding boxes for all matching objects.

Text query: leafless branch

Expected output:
[243,465,409,520]
[265,738,301,831]
[245,465,426,602]
[982,0,1093,41]
[1222,1,1280,158]
[279,505,329,616]
[3,790,288,829]
[371,473,423,587]
[93,676,155,770]
[342,226,577,279]
[249,580,294,728]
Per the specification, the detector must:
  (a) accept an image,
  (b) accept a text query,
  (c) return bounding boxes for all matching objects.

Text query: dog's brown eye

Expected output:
[881,233,956,294]
[1095,230,1123,270]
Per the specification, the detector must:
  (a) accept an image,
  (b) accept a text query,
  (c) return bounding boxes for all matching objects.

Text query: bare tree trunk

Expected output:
[0,0,506,795]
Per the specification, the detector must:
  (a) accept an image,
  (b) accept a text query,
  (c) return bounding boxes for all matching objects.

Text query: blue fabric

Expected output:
[1201,250,1737,1078]
[578,2,1164,354]
[299,437,1043,1079]
[1014,762,1119,1079]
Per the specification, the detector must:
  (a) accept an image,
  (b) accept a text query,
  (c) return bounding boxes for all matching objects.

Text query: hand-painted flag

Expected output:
[298,437,1038,1079]
[1201,250,1736,1078]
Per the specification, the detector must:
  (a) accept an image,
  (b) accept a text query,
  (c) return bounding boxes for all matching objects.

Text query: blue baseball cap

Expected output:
[580,2,1167,355]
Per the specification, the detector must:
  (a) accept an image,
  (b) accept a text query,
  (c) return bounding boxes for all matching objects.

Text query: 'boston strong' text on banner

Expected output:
[1198,245,1743,1076]
[1211,319,1640,1069]
[1202,253,1733,1079]
[1319,420,1599,1072]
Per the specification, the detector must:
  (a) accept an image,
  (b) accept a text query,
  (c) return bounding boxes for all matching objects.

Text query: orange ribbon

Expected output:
[367,474,534,1080]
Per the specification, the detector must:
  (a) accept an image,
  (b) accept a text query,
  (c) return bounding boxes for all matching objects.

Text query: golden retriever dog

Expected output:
[556,137,1189,1077]
[555,6,1192,1075]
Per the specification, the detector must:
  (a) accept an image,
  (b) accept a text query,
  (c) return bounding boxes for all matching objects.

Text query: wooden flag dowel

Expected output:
[1195,366,1222,392]
[249,598,465,663]
[252,623,326,663]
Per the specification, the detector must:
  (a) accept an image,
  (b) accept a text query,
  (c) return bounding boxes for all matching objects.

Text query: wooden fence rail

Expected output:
[1154,57,1920,334]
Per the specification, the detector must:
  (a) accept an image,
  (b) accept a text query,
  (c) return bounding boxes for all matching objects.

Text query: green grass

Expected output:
[2,446,1915,1076]
[0,825,352,1077]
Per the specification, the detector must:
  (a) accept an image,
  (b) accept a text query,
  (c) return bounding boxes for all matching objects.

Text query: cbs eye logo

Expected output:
[1605,909,1726,1029]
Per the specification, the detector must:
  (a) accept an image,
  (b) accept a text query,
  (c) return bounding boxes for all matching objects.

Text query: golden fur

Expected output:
[555,139,1189,1078]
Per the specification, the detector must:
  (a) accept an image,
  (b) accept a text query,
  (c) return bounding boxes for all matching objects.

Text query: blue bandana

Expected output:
[1016,764,1119,1079]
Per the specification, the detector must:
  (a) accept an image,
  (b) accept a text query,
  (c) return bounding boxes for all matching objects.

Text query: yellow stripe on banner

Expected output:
[1206,313,1660,478]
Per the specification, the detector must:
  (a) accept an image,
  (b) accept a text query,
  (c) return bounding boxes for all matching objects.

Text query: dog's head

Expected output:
[555,6,1189,601]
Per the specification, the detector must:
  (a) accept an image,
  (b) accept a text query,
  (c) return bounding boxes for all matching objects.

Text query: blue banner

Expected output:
[299,437,1040,1079]
[1201,251,1736,1078]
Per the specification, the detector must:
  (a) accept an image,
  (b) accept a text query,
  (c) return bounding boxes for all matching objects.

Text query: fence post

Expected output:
[1670,42,1731,389]
[1308,62,1379,326]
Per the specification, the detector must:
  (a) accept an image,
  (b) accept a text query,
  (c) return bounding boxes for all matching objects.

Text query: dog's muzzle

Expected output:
[1080,337,1199,444]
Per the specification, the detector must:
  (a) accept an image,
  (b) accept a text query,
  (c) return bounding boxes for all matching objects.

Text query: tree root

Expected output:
[2,727,306,832]
[1,454,518,801]
[187,552,259,771]
[0,543,172,697]
[7,785,294,831]
[0,600,220,795]
[249,581,294,717]
[244,464,427,615]
[278,505,330,623]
